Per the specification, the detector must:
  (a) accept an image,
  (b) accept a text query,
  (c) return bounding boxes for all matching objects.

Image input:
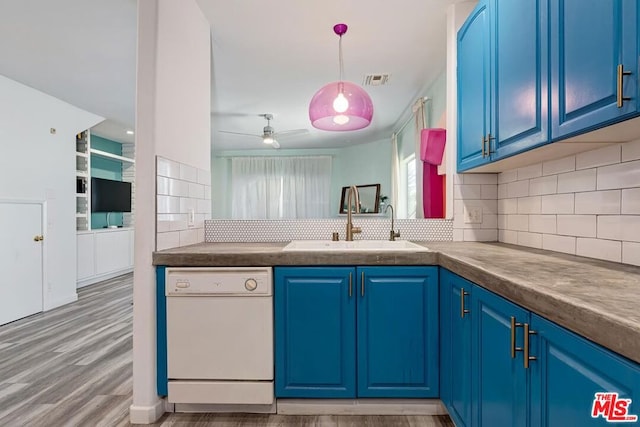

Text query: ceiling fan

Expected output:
[218,114,308,149]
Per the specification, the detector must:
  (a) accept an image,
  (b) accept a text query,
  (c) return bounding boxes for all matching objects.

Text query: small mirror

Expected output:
[339,184,381,214]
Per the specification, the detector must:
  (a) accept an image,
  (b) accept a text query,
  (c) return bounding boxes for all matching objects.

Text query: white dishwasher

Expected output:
[165,267,273,405]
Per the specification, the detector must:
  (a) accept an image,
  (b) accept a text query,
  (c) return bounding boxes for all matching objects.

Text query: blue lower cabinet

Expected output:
[274,267,356,398]
[530,314,640,426]
[357,266,439,398]
[274,266,439,399]
[472,285,529,427]
[156,266,168,396]
[440,270,472,427]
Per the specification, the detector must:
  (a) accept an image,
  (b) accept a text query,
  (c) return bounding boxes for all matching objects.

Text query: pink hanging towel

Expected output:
[420,128,446,218]
[420,128,446,165]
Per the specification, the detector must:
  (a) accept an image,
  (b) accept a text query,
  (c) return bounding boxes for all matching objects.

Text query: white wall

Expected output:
[131,0,211,423]
[0,74,102,309]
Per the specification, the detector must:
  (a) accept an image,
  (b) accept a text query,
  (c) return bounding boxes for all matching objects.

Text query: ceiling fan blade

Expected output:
[272,140,281,149]
[218,130,261,138]
[275,129,309,137]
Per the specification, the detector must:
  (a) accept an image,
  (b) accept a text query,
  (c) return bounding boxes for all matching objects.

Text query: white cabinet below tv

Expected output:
[77,228,134,287]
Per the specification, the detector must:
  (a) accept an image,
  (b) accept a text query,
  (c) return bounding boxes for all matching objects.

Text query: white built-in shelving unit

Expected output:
[75,130,91,231]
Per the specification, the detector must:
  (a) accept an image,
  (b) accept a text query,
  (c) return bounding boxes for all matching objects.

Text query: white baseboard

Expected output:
[129,399,165,424]
[77,268,133,288]
[44,293,78,311]
[174,403,276,414]
[276,399,447,415]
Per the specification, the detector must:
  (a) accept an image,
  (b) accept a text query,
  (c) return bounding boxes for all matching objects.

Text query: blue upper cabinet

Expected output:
[530,314,640,426]
[356,266,439,398]
[492,0,549,158]
[457,0,492,171]
[440,270,473,427]
[551,0,638,139]
[471,285,529,427]
[274,267,356,398]
[457,0,549,172]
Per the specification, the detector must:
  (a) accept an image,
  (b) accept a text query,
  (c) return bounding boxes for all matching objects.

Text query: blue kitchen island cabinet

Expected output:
[274,266,439,399]
[274,267,356,398]
[440,270,473,427]
[550,0,638,140]
[471,285,529,427]
[530,314,640,426]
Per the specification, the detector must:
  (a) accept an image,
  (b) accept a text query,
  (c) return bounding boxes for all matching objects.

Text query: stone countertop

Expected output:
[153,241,640,364]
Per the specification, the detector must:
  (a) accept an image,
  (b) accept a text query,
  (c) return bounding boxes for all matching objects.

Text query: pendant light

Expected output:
[309,23,374,131]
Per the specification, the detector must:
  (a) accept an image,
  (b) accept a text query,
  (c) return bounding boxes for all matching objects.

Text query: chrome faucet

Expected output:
[385,204,400,241]
[345,185,362,241]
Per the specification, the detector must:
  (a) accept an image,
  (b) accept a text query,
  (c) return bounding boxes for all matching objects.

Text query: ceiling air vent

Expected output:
[363,73,390,86]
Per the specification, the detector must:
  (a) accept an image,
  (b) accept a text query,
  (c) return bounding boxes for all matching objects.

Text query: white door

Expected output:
[0,202,43,325]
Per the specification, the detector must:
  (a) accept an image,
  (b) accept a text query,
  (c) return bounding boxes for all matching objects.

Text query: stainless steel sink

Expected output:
[282,240,429,252]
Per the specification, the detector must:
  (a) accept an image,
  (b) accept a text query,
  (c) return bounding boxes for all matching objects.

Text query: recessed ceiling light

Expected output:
[126,130,134,135]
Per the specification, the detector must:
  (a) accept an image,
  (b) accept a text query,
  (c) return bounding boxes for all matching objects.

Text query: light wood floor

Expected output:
[0,273,453,427]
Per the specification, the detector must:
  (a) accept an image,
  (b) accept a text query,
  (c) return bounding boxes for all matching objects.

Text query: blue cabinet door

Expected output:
[274,267,356,398]
[457,0,492,172]
[492,0,549,159]
[357,266,439,398]
[471,285,529,427]
[551,0,638,139]
[530,314,640,426]
[440,269,473,427]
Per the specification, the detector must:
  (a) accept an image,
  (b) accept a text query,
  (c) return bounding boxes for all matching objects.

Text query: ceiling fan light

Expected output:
[263,136,274,144]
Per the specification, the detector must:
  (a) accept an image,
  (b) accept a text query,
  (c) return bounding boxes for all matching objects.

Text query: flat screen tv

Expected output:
[91,177,132,213]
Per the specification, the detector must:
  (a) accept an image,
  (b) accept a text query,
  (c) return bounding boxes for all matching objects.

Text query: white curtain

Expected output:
[231,156,332,219]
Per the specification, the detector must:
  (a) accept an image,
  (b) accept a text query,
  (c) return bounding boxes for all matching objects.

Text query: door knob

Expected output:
[33,235,44,242]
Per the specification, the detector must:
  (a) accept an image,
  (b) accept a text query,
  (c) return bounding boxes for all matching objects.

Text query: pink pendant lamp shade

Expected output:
[309,24,374,131]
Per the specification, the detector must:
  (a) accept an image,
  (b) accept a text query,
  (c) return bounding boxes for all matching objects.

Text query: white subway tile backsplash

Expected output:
[557,169,596,193]
[204,187,212,200]
[557,215,596,237]
[168,179,190,197]
[622,139,640,162]
[481,214,498,229]
[498,198,518,214]
[180,164,198,183]
[157,157,180,179]
[576,238,621,263]
[157,176,170,195]
[529,175,558,196]
[157,195,180,214]
[574,190,621,214]
[499,229,518,244]
[517,231,542,249]
[498,184,508,199]
[542,234,576,255]
[622,188,640,214]
[481,185,498,200]
[507,180,529,198]
[454,200,465,215]
[529,215,557,234]
[507,214,529,231]
[463,174,498,184]
[453,228,464,242]
[179,229,199,246]
[464,228,497,242]
[622,242,640,267]
[157,231,180,251]
[597,215,640,242]
[498,214,507,230]
[517,164,542,180]
[453,174,464,185]
[517,196,541,214]
[179,197,197,213]
[455,184,482,200]
[598,160,640,190]
[541,194,574,214]
[188,183,205,199]
[498,169,518,184]
[543,156,575,176]
[576,144,621,170]
[197,168,212,185]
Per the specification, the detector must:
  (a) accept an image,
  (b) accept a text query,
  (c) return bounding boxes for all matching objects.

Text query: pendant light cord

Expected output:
[338,35,344,82]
